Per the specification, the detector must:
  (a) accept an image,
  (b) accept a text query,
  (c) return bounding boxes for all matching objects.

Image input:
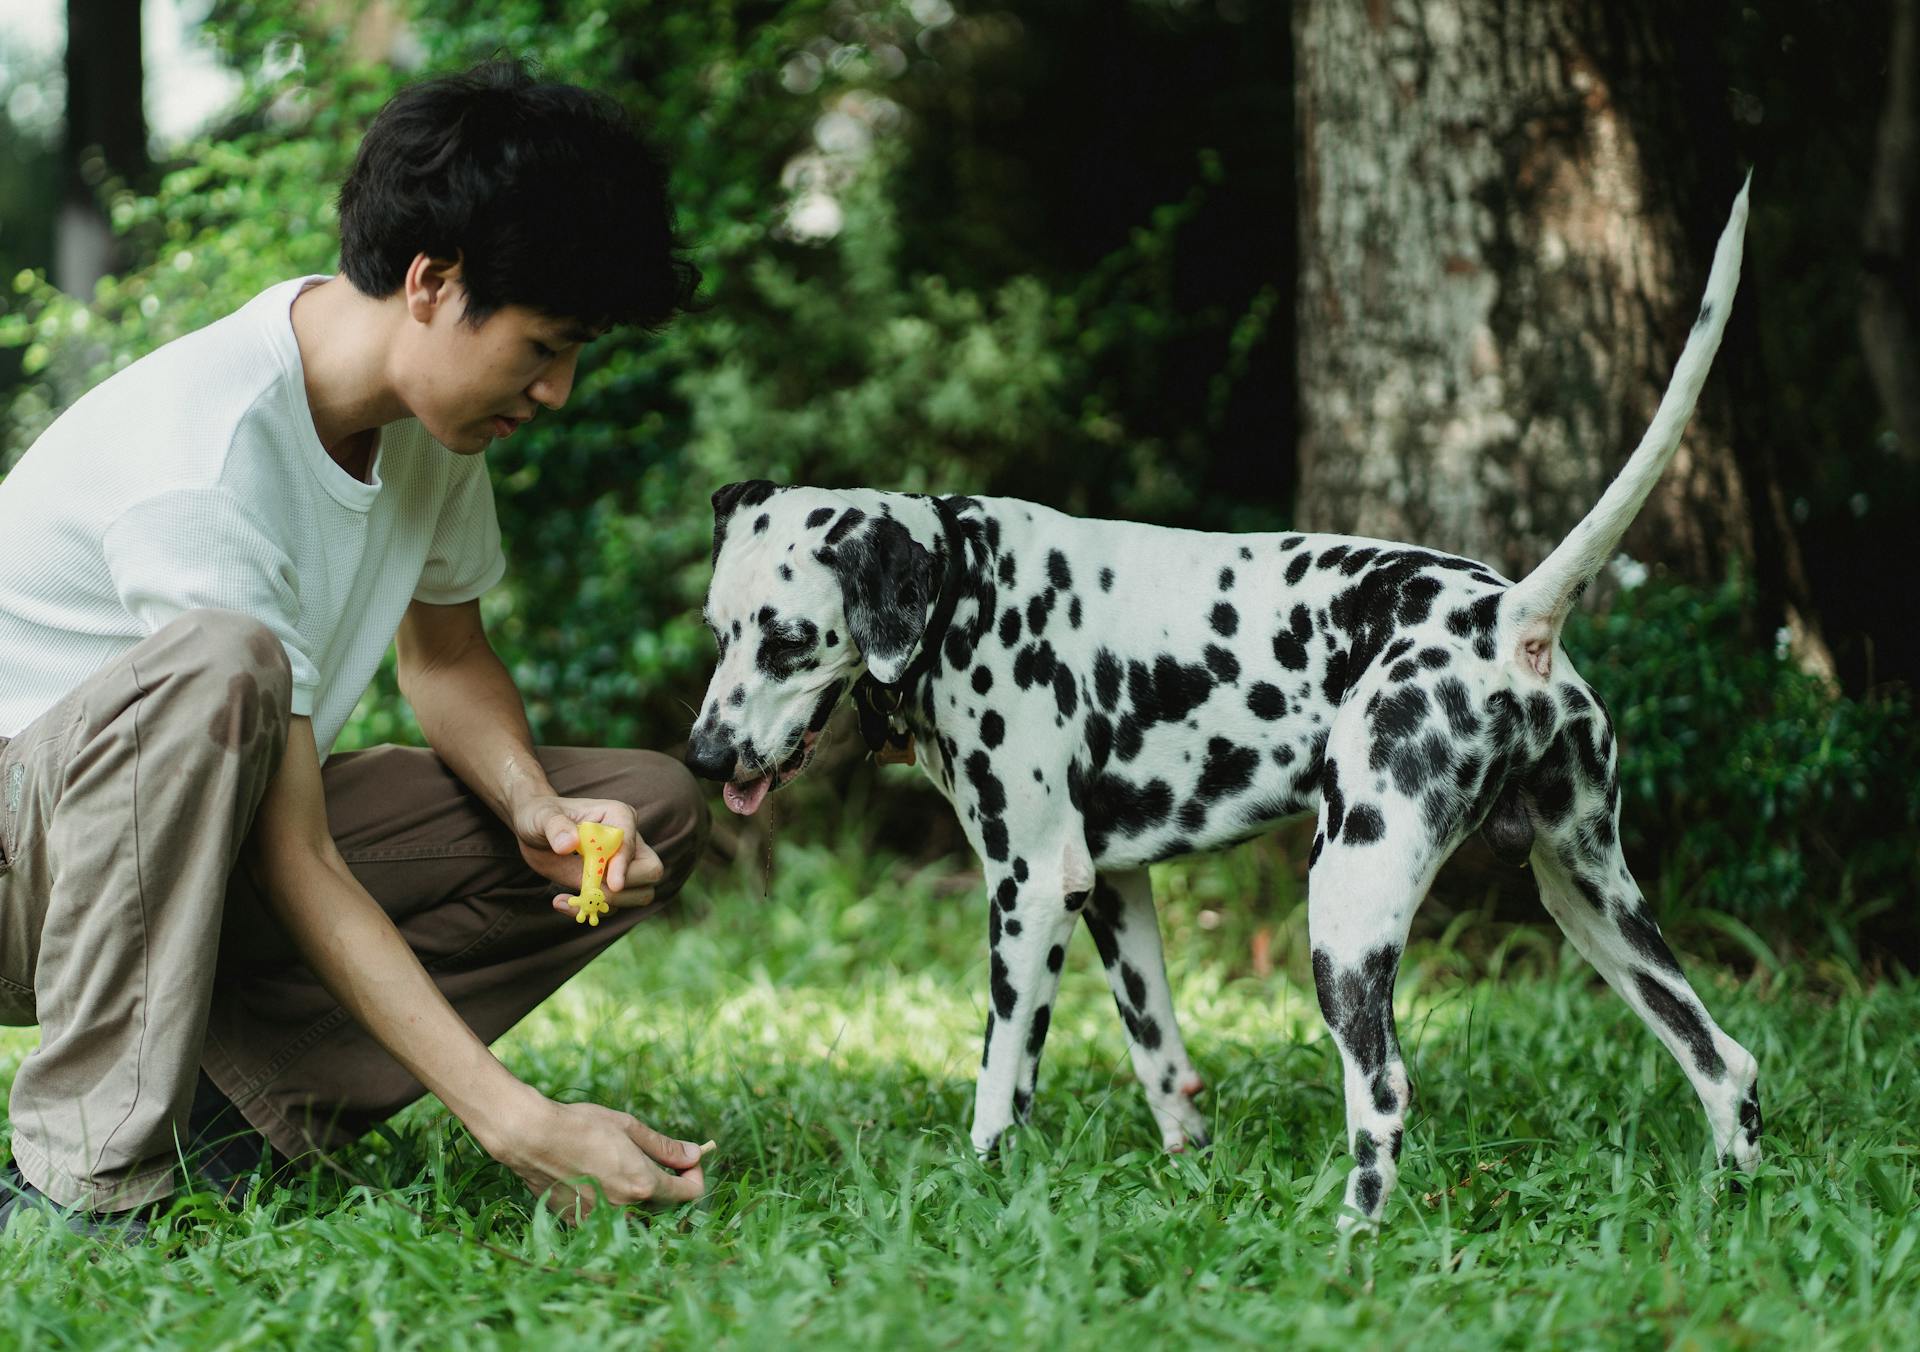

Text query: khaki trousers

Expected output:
[0,611,708,1211]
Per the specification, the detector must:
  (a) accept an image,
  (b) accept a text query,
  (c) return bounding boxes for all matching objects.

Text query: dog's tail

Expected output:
[1500,173,1750,676]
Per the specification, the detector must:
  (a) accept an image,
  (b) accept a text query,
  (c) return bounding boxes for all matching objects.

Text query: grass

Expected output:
[3,820,1917,1350]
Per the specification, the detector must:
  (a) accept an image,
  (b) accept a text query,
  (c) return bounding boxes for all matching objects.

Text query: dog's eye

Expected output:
[762,632,812,658]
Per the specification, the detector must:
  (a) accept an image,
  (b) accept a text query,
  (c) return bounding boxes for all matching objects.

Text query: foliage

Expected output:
[3,833,1919,1347]
[1567,571,1920,965]
[0,0,1913,966]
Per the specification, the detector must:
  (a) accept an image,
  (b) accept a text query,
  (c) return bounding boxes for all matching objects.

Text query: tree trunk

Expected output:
[1292,0,1753,588]
[57,0,146,298]
[1860,0,1920,464]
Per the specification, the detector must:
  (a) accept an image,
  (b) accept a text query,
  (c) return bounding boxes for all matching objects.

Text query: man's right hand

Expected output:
[484,1091,709,1219]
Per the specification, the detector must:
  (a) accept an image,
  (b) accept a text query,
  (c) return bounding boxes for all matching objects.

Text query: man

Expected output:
[0,59,712,1235]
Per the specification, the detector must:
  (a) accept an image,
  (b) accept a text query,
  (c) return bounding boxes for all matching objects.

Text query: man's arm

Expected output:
[395,597,662,904]
[243,716,705,1216]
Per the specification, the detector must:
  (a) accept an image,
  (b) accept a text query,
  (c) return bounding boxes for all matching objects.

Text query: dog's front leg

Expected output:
[969,859,1087,1157]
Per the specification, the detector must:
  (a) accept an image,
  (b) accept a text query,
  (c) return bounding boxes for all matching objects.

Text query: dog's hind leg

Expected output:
[1306,720,1451,1231]
[1084,870,1209,1151]
[968,846,1089,1156]
[1527,740,1762,1179]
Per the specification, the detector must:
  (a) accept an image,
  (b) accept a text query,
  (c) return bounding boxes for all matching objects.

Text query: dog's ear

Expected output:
[710,480,778,564]
[825,515,937,686]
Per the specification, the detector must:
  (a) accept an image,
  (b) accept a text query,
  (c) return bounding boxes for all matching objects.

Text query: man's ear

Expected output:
[825,515,936,685]
[404,252,465,325]
[710,480,778,564]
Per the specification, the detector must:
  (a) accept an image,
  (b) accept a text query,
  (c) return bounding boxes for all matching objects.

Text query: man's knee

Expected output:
[152,611,293,763]
[625,752,710,895]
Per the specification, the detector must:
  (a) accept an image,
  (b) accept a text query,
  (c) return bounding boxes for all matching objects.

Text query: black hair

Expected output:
[336,58,699,330]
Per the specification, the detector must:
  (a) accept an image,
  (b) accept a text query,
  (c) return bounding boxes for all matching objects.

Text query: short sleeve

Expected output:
[102,487,321,715]
[413,453,507,605]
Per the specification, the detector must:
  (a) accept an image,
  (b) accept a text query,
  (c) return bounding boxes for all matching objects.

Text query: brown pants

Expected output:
[0,611,708,1211]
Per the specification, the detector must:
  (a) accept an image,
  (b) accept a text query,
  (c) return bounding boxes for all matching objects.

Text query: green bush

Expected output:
[1568,571,1919,965]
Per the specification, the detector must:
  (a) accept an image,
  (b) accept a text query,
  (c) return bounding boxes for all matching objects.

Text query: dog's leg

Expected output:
[969,860,1085,1156]
[1306,726,1445,1232]
[1084,871,1209,1151]
[1531,834,1763,1179]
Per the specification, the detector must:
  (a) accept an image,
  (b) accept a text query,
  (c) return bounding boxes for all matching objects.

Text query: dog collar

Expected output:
[852,496,969,764]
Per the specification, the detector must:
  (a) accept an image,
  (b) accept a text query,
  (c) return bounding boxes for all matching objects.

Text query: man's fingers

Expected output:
[645,1163,705,1206]
[544,811,579,856]
[629,840,664,886]
[626,1118,703,1169]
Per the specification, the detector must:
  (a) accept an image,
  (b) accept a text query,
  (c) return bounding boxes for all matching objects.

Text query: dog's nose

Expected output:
[683,735,736,782]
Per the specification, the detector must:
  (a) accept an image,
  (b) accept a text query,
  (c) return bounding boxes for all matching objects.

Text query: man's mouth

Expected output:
[721,729,821,816]
[490,415,522,439]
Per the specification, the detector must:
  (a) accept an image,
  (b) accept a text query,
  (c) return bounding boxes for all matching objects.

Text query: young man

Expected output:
[0,60,712,1234]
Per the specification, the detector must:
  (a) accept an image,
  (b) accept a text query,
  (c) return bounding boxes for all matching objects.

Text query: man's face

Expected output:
[396,268,597,454]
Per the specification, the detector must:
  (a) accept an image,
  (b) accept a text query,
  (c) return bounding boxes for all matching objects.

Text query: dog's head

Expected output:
[685,481,939,814]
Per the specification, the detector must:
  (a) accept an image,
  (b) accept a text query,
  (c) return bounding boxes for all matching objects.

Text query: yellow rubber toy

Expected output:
[569,821,624,926]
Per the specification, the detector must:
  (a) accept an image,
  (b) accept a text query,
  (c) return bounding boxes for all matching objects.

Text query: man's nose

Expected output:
[528,349,579,410]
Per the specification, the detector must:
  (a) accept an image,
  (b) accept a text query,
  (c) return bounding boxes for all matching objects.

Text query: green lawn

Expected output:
[3,826,1916,1349]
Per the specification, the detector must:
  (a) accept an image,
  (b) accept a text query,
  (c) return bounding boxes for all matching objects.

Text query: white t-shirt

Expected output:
[0,276,506,759]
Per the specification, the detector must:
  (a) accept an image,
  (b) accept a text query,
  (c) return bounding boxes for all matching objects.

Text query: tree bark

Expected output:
[1860,0,1920,463]
[1293,0,1753,587]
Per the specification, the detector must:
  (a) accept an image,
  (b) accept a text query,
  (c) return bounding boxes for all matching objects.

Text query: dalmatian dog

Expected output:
[685,179,1760,1228]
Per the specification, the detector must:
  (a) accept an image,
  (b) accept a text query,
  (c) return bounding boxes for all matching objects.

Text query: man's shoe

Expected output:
[0,1161,151,1243]
[183,1070,273,1200]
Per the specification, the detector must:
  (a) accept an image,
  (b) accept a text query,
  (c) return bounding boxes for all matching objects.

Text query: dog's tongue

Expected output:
[723,775,771,816]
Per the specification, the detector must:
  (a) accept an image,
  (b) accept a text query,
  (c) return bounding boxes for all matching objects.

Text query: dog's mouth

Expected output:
[721,728,821,816]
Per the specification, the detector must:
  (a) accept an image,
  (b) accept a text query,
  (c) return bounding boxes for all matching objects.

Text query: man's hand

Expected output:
[485,1089,708,1220]
[510,792,666,917]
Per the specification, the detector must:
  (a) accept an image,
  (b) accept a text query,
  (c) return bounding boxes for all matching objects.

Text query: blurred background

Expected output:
[1,0,1915,967]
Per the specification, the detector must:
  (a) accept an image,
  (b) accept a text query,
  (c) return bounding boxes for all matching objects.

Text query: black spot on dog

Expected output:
[998,553,1017,586]
[1204,645,1240,684]
[1099,567,1114,592]
[753,513,770,533]
[1345,804,1385,844]
[1317,545,1350,571]
[1632,971,1727,1079]
[1285,552,1311,586]
[1197,737,1259,801]
[1434,677,1479,737]
[1093,649,1123,709]
[1218,567,1235,590]
[1046,944,1065,973]
[1128,654,1217,726]
[973,665,994,694]
[805,507,835,529]
[826,508,872,547]
[1027,1004,1052,1055]
[966,752,1007,815]
[1047,550,1073,591]
[1273,604,1313,670]
[991,953,1017,1019]
[995,878,1018,910]
[1210,603,1239,637]
[1068,762,1175,856]
[981,711,1006,749]
[981,818,1010,861]
[1027,589,1058,637]
[1069,596,1083,629]
[999,607,1022,647]
[1248,682,1287,720]
[1312,944,1400,1080]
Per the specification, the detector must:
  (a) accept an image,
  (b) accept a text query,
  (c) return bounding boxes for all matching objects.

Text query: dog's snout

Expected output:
[684,734,736,782]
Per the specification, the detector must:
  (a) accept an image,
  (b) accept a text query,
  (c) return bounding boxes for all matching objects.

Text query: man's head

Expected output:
[337,59,698,451]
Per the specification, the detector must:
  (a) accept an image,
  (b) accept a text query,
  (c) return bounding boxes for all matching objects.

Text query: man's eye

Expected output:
[532,341,558,360]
